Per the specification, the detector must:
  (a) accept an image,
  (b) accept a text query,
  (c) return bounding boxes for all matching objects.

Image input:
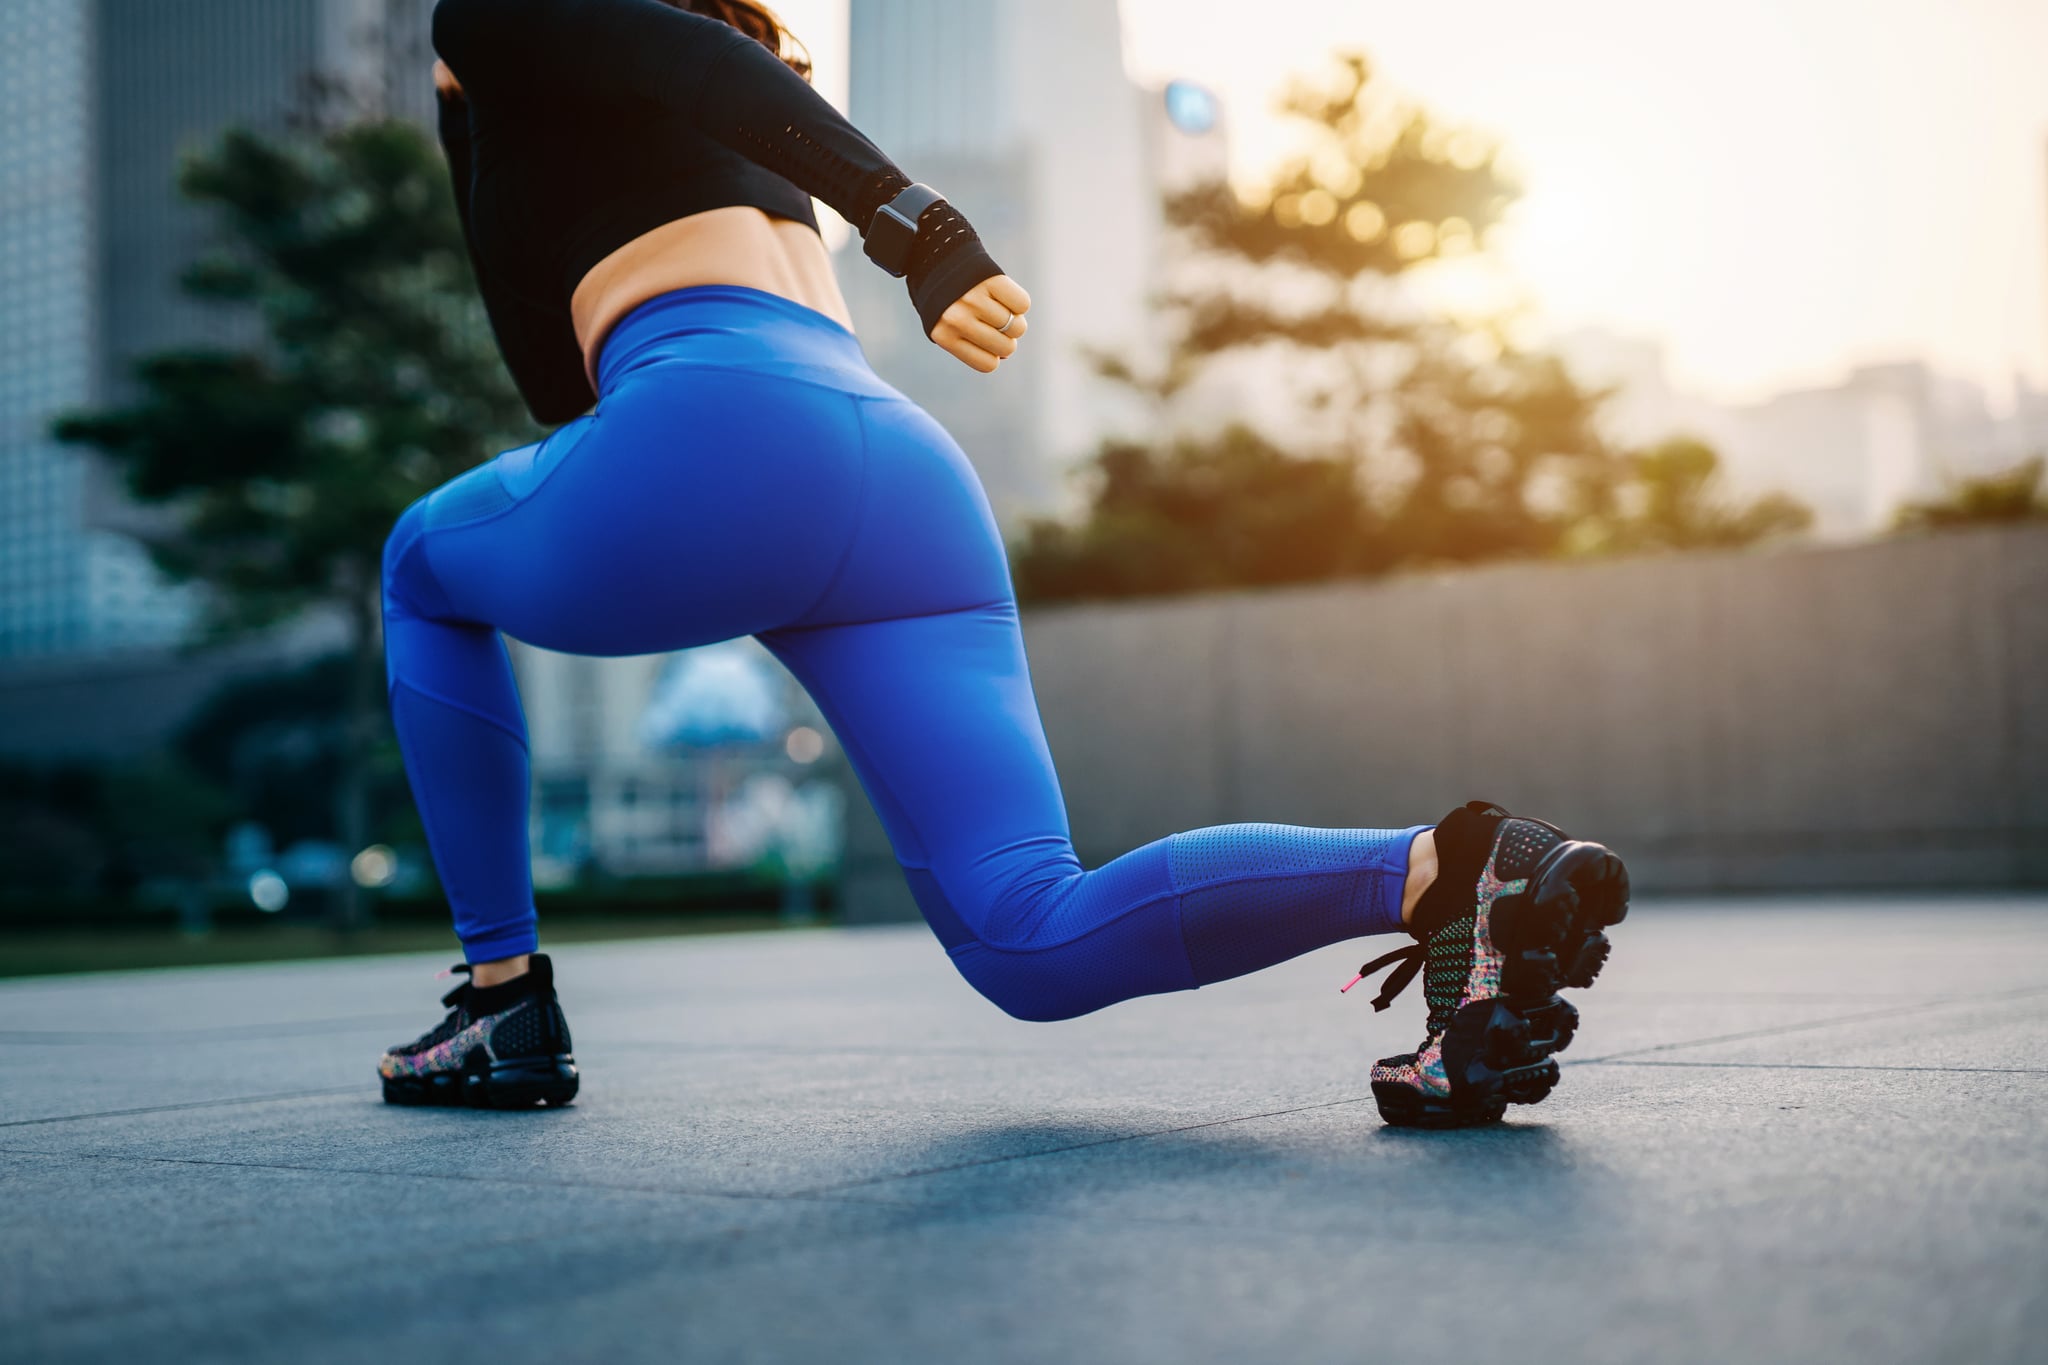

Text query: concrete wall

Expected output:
[841,526,2048,921]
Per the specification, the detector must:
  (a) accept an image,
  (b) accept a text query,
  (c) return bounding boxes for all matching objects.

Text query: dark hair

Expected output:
[658,0,811,80]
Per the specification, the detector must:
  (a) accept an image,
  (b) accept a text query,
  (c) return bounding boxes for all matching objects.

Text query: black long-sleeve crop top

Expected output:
[431,0,1002,424]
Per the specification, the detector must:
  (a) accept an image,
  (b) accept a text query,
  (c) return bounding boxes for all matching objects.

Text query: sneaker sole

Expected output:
[1370,1001,1565,1129]
[1373,839,1629,1129]
[381,1053,580,1110]
[1505,839,1631,1001]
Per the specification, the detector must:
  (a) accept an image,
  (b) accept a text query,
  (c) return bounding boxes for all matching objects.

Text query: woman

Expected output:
[380,0,1630,1130]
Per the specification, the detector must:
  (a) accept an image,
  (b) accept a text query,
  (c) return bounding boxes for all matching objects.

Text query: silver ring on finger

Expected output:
[991,309,1015,336]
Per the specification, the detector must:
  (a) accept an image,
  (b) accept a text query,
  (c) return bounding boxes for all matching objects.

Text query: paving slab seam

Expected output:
[5,1145,2014,1324]
[0,1143,905,1210]
[4,1182,1981,1329]
[0,1085,366,1129]
[1585,1060,2048,1076]
[592,1040,1377,1061]
[8,1141,1513,1251]
[1567,983,2048,1065]
[0,1095,1384,1210]
[10,1142,1845,1325]
[11,981,2038,1132]
[0,1014,428,1045]
[9,983,2039,1134]
[0,1197,1679,1336]
[0,1192,886,1332]
[1571,987,2048,1001]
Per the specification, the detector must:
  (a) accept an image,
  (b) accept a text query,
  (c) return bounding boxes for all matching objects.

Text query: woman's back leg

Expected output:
[759,394,1422,1022]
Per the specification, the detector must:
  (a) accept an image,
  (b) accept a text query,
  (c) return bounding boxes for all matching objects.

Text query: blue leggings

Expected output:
[382,286,1422,1021]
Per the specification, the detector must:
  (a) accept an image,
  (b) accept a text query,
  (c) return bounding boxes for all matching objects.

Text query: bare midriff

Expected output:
[569,206,857,388]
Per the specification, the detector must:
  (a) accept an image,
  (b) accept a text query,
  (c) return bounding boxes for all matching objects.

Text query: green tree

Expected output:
[1012,425,1374,601]
[1893,456,2048,531]
[1573,436,1812,554]
[1015,53,1801,604]
[54,109,529,927]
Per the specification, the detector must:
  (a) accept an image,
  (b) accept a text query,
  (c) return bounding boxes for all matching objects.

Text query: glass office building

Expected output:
[839,0,1210,524]
[0,0,433,662]
[0,0,123,657]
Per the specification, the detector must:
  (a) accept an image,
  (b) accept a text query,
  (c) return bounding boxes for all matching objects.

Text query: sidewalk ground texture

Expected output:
[4,896,2045,1364]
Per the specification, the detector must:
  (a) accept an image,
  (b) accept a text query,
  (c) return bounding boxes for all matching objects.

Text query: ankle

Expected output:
[1400,829,1438,927]
[470,954,532,989]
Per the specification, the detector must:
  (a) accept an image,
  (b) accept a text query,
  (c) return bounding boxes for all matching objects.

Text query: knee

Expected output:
[937,877,1091,1021]
[943,860,1193,1022]
[909,860,1183,1022]
[918,893,1090,1022]
[953,948,1097,1024]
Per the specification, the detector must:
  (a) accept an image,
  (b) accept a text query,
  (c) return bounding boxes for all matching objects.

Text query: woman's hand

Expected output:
[433,59,465,101]
[931,275,1031,374]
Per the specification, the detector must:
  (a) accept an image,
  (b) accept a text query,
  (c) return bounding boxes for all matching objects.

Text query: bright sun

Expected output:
[1497,180,1614,318]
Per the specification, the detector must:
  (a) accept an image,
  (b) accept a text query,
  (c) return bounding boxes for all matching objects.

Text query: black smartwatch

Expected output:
[863,182,944,278]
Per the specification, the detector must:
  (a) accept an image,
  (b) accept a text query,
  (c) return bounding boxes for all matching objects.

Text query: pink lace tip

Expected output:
[434,968,455,980]
[1339,973,1363,994]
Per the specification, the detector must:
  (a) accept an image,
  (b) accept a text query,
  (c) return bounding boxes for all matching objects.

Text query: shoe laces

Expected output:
[1340,798,1533,1021]
[1340,943,1426,1013]
[389,965,476,1055]
[435,962,474,1010]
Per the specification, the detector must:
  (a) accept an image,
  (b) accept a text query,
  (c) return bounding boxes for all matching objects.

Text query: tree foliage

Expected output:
[53,108,527,922]
[56,116,527,633]
[1893,456,2048,531]
[1013,53,1807,604]
[1574,437,1813,554]
[1177,55,1509,268]
[176,652,421,852]
[1013,426,1374,601]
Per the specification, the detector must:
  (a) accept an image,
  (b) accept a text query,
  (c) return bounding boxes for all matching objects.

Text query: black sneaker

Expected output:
[1351,801,1628,1129]
[379,952,579,1109]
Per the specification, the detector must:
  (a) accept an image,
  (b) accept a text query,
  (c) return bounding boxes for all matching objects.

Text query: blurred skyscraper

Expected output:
[0,0,432,663]
[836,0,1226,523]
[0,0,155,658]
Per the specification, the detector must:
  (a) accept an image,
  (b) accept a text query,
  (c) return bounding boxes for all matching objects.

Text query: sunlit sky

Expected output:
[777,0,2048,407]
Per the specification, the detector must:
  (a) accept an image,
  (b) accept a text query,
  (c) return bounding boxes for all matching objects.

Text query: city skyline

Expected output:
[775,0,2048,411]
[3,0,2037,665]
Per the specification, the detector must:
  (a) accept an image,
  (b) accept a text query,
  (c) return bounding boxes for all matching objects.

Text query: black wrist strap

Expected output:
[864,182,944,278]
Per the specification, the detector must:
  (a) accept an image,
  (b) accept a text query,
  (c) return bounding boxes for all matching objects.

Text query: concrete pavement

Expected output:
[3,896,2045,1364]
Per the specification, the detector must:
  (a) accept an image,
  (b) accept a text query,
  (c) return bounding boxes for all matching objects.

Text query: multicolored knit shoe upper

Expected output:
[379,953,573,1088]
[1368,802,1589,1113]
[1357,800,1629,1127]
[1361,802,1564,1104]
[377,995,546,1081]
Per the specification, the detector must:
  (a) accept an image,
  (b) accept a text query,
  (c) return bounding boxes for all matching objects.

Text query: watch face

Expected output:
[865,185,939,278]
[1164,80,1218,135]
[865,210,915,277]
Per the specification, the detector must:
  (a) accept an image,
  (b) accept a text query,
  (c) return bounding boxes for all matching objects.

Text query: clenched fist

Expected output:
[931,274,1031,374]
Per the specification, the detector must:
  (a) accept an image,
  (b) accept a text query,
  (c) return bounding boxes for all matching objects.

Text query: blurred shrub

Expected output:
[1893,457,2048,531]
[0,759,235,906]
[176,652,419,852]
[1013,426,1374,599]
[1568,437,1813,555]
